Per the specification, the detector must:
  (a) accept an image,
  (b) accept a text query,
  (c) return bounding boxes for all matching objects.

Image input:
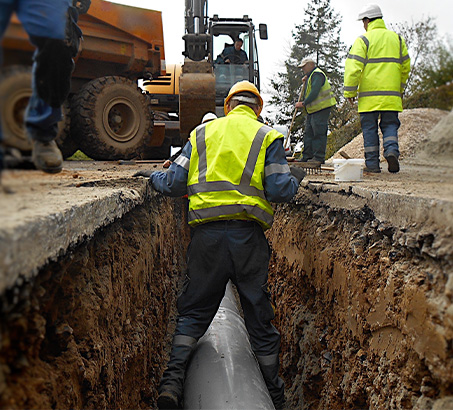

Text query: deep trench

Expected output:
[0,189,451,409]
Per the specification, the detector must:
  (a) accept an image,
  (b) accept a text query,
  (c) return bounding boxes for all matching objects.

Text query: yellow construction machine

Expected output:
[0,0,267,160]
[143,0,268,144]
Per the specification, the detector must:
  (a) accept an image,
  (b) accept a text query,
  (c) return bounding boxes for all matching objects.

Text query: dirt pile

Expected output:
[414,109,453,166]
[329,108,449,163]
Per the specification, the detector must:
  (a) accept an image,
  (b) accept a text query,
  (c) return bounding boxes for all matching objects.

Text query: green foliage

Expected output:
[67,150,92,161]
[414,36,453,92]
[404,82,453,111]
[269,0,346,143]
[326,101,362,159]
[389,17,439,96]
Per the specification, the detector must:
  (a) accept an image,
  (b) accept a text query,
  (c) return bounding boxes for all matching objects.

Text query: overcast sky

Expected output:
[110,0,451,116]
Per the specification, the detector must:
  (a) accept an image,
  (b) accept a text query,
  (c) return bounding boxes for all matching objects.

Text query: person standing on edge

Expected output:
[344,3,410,173]
[140,81,305,410]
[295,57,336,166]
[0,0,89,174]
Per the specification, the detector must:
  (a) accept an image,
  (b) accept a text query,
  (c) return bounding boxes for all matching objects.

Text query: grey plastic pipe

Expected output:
[183,282,275,409]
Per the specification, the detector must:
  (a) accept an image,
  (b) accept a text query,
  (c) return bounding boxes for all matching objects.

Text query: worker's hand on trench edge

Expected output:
[132,170,153,178]
[289,166,307,184]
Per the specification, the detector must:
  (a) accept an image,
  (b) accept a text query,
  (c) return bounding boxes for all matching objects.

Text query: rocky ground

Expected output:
[0,107,452,409]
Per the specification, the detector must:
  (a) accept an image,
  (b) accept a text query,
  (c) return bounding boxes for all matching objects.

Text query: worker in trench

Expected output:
[344,3,410,173]
[0,0,90,176]
[294,57,337,166]
[134,81,306,409]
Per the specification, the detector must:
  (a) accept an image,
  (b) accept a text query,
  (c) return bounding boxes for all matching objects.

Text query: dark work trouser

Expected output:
[302,107,331,162]
[159,220,284,407]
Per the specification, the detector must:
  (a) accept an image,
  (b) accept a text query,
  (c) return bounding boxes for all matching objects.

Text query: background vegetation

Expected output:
[267,0,453,159]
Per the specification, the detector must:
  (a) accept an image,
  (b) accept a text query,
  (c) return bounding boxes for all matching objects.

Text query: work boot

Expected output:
[158,335,197,410]
[157,390,179,410]
[31,140,63,174]
[307,158,322,166]
[386,153,400,173]
[363,166,381,173]
[257,356,285,410]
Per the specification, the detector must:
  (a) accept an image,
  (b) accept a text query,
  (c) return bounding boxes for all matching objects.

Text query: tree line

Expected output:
[266,0,453,155]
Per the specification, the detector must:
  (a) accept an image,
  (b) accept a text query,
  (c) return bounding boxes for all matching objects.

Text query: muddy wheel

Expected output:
[55,98,79,159]
[0,66,33,151]
[72,76,153,160]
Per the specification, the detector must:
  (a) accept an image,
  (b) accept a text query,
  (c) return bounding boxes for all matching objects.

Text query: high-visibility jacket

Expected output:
[304,68,337,114]
[187,105,283,230]
[344,19,410,112]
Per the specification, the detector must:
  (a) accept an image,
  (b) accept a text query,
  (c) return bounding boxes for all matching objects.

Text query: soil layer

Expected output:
[268,187,453,410]
[0,195,189,409]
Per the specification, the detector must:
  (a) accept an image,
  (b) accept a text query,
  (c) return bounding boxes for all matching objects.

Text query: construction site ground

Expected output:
[0,107,452,409]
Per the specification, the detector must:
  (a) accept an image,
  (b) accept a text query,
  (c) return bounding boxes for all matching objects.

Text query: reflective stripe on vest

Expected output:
[188,121,276,230]
[304,68,336,114]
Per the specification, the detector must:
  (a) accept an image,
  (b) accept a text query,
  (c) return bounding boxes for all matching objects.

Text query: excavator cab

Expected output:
[210,17,266,116]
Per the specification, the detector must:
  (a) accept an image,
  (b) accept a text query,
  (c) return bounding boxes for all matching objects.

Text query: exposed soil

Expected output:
[268,188,453,409]
[0,107,452,409]
[0,194,189,409]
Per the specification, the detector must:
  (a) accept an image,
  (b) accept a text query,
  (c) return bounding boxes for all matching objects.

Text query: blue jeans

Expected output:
[0,0,71,143]
[302,107,331,162]
[360,111,400,169]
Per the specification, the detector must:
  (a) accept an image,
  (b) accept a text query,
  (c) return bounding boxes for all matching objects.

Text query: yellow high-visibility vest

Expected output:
[344,19,410,112]
[187,105,283,230]
[304,68,337,114]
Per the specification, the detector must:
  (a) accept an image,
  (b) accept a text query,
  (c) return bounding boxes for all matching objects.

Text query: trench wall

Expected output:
[0,194,189,409]
[2,180,453,410]
[268,185,453,410]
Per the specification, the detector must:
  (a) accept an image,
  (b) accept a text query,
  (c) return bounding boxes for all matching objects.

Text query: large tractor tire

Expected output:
[72,76,153,160]
[55,99,79,159]
[0,65,77,158]
[0,66,33,151]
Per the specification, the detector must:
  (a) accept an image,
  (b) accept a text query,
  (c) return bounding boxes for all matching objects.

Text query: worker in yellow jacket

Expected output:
[344,3,410,173]
[295,58,337,166]
[142,81,306,410]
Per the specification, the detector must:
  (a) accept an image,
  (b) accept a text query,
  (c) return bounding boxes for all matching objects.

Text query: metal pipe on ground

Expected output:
[183,282,275,409]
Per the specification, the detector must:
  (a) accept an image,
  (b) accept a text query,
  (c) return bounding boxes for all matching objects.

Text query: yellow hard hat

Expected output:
[224,80,263,116]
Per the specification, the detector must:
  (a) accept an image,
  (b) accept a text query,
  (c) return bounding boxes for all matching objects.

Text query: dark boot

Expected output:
[31,140,63,173]
[257,355,285,409]
[386,153,400,173]
[157,335,197,409]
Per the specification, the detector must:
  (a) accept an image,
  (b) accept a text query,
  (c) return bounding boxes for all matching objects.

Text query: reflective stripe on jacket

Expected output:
[187,105,283,230]
[305,67,337,113]
[344,19,410,112]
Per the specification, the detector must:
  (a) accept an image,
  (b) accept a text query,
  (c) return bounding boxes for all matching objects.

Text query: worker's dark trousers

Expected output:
[302,107,331,162]
[159,220,284,407]
[360,111,400,170]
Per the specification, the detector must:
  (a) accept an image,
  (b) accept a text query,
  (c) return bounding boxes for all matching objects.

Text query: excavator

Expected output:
[0,0,267,161]
[145,0,268,145]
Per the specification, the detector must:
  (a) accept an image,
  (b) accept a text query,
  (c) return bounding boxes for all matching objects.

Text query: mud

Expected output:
[0,195,189,409]
[268,186,453,409]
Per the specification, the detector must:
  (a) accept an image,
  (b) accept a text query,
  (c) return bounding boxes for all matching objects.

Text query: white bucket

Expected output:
[333,158,365,182]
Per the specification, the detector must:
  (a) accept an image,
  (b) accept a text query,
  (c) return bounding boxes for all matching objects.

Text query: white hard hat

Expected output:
[357,4,383,20]
[201,112,217,123]
[298,57,315,68]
